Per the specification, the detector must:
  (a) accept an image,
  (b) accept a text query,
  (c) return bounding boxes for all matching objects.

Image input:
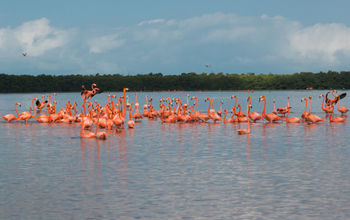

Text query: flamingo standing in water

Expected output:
[223,109,234,123]
[217,100,223,117]
[237,104,251,135]
[17,98,38,123]
[301,97,310,120]
[329,105,346,123]
[285,106,301,123]
[319,94,333,114]
[247,96,262,122]
[337,99,349,115]
[132,93,143,120]
[259,95,282,122]
[304,96,323,123]
[80,107,107,139]
[326,90,346,106]
[128,102,135,128]
[231,95,245,117]
[272,99,277,115]
[95,107,107,139]
[205,97,222,122]
[277,96,290,117]
[1,102,21,122]
[236,104,249,122]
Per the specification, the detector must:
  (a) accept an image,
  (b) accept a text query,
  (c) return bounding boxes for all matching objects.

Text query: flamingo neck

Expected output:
[129,103,135,118]
[96,107,101,134]
[329,106,334,121]
[308,99,311,114]
[286,109,290,121]
[207,98,211,115]
[32,99,37,117]
[15,103,20,118]
[262,97,266,116]
[123,89,127,116]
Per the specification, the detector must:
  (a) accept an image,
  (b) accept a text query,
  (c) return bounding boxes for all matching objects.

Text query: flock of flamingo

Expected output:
[0,83,348,139]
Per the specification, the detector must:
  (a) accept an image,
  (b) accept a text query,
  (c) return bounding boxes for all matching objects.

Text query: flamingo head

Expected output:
[258,96,264,102]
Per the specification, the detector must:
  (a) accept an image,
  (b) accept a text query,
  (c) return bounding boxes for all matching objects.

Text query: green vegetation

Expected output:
[1,71,350,93]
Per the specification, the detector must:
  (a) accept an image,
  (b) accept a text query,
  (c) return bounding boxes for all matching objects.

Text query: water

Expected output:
[0,91,349,219]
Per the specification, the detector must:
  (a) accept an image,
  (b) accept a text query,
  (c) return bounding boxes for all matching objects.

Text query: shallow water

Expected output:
[0,91,349,219]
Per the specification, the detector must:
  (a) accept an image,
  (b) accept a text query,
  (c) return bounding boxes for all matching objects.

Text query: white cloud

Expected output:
[138,19,165,26]
[13,18,71,56]
[88,34,125,53]
[289,23,350,64]
[2,14,350,74]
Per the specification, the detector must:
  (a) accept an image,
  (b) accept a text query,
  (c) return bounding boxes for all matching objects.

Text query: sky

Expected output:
[1,0,350,75]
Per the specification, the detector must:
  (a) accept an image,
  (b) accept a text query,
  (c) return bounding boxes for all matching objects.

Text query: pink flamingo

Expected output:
[259,95,282,122]
[285,106,301,123]
[1,102,21,122]
[247,96,262,122]
[329,105,346,123]
[304,96,323,123]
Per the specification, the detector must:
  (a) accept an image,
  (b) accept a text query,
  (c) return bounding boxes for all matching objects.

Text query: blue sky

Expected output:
[1,0,350,75]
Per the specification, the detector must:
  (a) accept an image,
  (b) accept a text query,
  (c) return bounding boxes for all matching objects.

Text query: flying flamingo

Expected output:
[259,95,282,122]
[329,105,347,123]
[1,102,21,122]
[285,106,301,123]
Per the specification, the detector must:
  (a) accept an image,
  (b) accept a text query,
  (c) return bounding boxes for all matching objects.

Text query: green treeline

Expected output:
[1,71,350,93]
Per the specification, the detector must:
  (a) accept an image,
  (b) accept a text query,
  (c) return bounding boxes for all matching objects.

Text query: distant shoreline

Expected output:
[0,71,349,93]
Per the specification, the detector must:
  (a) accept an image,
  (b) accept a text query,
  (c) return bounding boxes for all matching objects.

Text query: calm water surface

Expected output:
[0,91,349,219]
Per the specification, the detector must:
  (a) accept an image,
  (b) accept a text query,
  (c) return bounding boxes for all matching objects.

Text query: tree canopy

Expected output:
[0,71,349,93]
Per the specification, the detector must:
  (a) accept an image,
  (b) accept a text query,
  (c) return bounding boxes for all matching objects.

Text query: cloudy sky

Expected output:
[1,0,350,75]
